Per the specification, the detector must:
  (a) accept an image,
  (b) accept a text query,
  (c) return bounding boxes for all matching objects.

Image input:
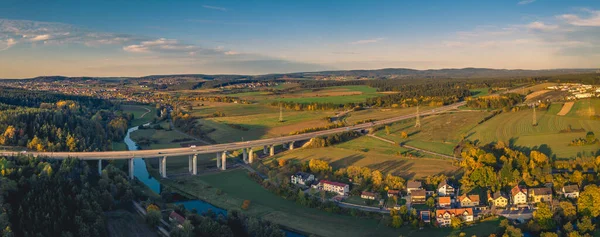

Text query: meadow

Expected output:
[375,111,494,156]
[468,101,600,159]
[121,104,156,127]
[268,136,460,179]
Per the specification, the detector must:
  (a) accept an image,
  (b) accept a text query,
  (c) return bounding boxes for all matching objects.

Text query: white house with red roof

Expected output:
[317,180,350,196]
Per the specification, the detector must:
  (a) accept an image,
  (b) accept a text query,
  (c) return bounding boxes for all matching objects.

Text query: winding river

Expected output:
[124,125,303,237]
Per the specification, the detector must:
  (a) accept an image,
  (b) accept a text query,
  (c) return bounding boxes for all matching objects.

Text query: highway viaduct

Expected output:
[0,101,466,179]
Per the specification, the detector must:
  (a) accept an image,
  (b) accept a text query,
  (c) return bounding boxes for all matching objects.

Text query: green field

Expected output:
[161,169,497,237]
[278,86,379,104]
[468,102,600,159]
[269,136,460,179]
[470,88,490,97]
[122,105,156,127]
[376,111,493,156]
[566,99,600,118]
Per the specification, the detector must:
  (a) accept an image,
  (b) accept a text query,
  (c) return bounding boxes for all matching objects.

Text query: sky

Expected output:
[1,0,600,78]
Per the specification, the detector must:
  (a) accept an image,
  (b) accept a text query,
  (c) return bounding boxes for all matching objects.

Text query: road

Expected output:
[366,134,458,160]
[0,101,466,160]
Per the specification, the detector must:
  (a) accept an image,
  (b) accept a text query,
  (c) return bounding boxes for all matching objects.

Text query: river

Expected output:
[123,125,304,237]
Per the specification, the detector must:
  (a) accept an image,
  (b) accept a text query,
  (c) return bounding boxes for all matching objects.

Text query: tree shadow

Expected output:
[330,154,366,168]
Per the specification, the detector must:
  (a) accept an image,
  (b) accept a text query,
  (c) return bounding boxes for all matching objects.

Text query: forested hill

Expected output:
[2,67,596,81]
[0,87,130,152]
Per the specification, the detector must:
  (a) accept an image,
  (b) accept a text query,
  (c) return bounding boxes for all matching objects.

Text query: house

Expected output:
[437,180,455,196]
[411,189,427,204]
[458,194,480,207]
[435,208,474,227]
[407,181,423,194]
[529,187,553,203]
[437,196,452,208]
[387,189,400,197]
[487,191,509,208]
[169,211,186,228]
[511,185,528,205]
[290,172,315,185]
[562,185,580,199]
[318,180,350,196]
[361,191,378,200]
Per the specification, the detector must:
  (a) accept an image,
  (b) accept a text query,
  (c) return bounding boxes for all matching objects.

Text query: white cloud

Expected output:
[559,11,600,26]
[526,21,559,31]
[518,0,535,5]
[0,38,16,51]
[122,38,197,53]
[350,38,385,45]
[224,50,239,55]
[202,5,227,11]
[30,34,50,41]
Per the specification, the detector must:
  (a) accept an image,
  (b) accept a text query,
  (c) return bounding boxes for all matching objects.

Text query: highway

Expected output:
[0,101,466,160]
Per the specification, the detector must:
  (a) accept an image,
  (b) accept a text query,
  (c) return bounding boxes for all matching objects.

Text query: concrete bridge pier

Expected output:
[160,156,167,178]
[188,155,193,173]
[216,152,222,168]
[128,158,134,180]
[192,154,197,175]
[98,159,102,175]
[289,141,294,150]
[263,145,268,155]
[249,148,254,164]
[243,148,249,164]
[270,145,275,156]
[221,151,227,170]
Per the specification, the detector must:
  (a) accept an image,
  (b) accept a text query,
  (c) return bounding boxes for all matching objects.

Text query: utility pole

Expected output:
[415,105,421,128]
[532,104,537,126]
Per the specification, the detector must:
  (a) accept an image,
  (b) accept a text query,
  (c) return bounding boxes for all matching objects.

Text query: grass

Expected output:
[470,88,490,97]
[375,111,494,156]
[130,122,190,149]
[270,137,460,179]
[566,99,600,118]
[344,196,380,207]
[111,141,127,151]
[277,86,379,104]
[468,102,600,159]
[122,105,156,127]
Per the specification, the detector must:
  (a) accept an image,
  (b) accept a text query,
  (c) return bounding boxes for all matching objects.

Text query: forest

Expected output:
[0,87,130,152]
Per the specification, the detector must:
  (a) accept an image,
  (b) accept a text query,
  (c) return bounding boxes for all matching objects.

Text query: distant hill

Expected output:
[2,68,597,82]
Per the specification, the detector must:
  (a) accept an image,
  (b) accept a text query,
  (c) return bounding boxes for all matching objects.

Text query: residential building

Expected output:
[318,180,350,196]
[529,187,552,203]
[511,185,528,205]
[407,181,423,194]
[169,211,186,228]
[361,191,377,200]
[438,196,451,208]
[562,185,580,199]
[387,189,400,197]
[435,208,474,227]
[290,172,315,185]
[458,194,480,207]
[437,180,455,196]
[411,189,427,204]
[487,191,509,208]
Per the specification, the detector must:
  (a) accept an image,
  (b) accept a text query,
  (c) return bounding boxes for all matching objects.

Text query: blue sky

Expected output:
[1,0,599,78]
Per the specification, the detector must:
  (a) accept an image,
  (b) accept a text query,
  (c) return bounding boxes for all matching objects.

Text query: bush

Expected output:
[241,200,251,210]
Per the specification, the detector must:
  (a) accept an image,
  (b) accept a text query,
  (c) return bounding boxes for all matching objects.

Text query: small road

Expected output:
[497,209,533,220]
[336,201,390,214]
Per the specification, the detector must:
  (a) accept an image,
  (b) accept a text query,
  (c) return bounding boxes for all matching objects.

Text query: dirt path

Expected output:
[557,102,575,116]
[138,107,151,119]
[366,134,459,160]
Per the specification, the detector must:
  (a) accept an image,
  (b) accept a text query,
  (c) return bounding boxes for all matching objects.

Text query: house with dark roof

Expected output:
[562,185,579,199]
[406,180,423,194]
[387,189,400,197]
[437,180,455,196]
[487,191,508,208]
[411,189,427,204]
[290,172,315,185]
[529,187,552,203]
[361,191,378,200]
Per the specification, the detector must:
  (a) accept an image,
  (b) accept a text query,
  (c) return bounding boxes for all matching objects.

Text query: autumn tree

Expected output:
[400,131,408,138]
[577,184,600,217]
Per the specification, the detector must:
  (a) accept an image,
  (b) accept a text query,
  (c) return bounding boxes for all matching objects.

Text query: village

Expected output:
[289,171,581,228]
